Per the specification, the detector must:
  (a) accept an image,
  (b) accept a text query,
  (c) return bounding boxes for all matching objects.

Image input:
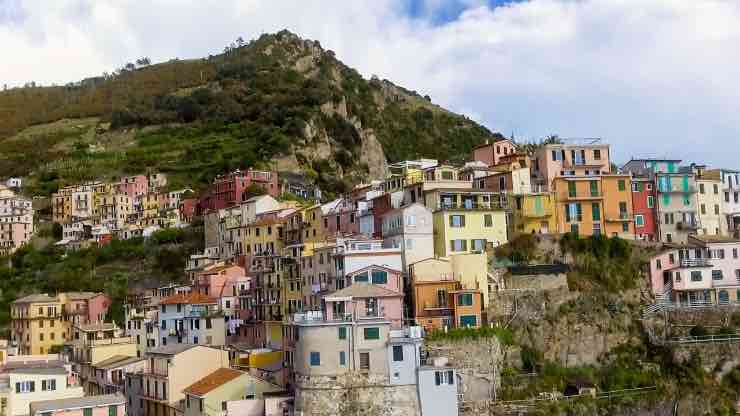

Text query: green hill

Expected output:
[0,30,503,198]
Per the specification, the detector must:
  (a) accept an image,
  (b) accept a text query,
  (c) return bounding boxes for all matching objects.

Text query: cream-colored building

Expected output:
[695,168,724,236]
[139,345,230,416]
[183,368,282,416]
[2,365,84,416]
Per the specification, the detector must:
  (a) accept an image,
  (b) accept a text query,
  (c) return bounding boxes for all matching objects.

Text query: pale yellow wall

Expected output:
[433,210,507,258]
[449,252,490,306]
[696,178,724,236]
[185,373,281,416]
[11,302,68,355]
[8,371,83,416]
[167,347,230,405]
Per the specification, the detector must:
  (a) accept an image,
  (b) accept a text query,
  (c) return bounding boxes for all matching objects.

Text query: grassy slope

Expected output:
[0,31,500,197]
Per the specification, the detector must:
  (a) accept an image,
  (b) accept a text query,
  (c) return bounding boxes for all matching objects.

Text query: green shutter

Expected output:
[568,182,576,197]
[618,180,626,191]
[338,327,347,340]
[682,175,690,192]
[534,196,543,216]
[590,181,599,196]
[592,203,600,221]
[364,327,380,340]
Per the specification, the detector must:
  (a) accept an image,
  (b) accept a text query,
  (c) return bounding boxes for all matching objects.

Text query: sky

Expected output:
[1,0,739,167]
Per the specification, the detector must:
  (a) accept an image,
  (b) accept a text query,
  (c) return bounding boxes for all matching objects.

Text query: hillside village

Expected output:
[1,134,740,416]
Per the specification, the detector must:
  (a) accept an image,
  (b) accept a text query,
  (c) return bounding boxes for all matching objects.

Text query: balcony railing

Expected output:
[679,259,711,267]
[435,201,507,211]
[677,221,699,230]
[606,212,632,222]
[565,191,603,200]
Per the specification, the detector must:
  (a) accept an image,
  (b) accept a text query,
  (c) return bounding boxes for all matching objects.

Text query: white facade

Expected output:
[381,203,435,273]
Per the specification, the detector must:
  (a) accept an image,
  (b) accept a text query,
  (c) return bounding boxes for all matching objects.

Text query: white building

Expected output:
[381,203,435,274]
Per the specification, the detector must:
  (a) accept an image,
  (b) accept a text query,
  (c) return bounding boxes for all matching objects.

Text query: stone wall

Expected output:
[294,373,420,416]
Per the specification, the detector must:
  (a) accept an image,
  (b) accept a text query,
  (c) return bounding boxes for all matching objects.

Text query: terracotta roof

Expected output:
[325,283,403,299]
[160,292,217,305]
[183,368,244,397]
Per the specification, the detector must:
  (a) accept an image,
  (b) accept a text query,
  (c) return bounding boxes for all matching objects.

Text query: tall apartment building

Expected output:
[694,167,724,236]
[552,175,634,238]
[720,169,740,236]
[532,141,611,190]
[11,292,111,355]
[198,169,279,212]
[0,186,33,255]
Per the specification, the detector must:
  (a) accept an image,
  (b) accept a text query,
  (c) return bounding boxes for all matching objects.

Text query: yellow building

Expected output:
[282,210,304,318]
[140,192,160,226]
[11,294,68,355]
[425,189,508,257]
[183,368,283,416]
[553,175,634,238]
[511,193,556,234]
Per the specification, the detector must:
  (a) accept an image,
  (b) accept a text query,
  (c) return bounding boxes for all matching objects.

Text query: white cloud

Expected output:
[1,0,739,167]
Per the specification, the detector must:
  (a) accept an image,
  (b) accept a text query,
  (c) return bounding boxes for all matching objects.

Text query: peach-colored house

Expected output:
[472,139,517,167]
[323,282,404,329]
[191,264,247,297]
[117,175,148,200]
[533,142,611,190]
[29,393,125,416]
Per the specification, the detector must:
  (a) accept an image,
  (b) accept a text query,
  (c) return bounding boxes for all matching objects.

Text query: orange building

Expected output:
[412,278,459,332]
[553,174,634,238]
[452,289,483,328]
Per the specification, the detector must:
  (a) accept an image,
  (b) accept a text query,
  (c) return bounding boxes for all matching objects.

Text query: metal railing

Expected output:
[679,258,711,267]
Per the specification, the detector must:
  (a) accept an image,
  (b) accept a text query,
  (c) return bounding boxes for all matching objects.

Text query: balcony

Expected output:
[519,206,552,219]
[677,221,700,231]
[658,186,697,194]
[564,191,603,201]
[606,212,632,222]
[423,302,453,311]
[679,259,712,268]
[289,311,353,325]
[435,201,506,212]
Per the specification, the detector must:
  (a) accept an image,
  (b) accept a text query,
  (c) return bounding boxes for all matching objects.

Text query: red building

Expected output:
[179,198,198,223]
[631,176,657,241]
[199,169,279,212]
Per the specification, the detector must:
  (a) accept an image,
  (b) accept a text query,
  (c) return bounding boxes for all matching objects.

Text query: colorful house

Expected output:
[630,176,657,241]
[471,139,518,167]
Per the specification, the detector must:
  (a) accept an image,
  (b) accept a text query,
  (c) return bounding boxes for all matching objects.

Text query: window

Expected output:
[354,272,369,283]
[460,315,477,327]
[449,215,465,227]
[41,379,56,391]
[338,327,347,340]
[339,351,346,366]
[472,239,486,251]
[701,204,706,214]
[655,259,662,270]
[310,352,321,366]
[690,271,702,282]
[699,183,705,194]
[457,293,474,306]
[109,405,118,416]
[647,196,654,208]
[593,223,601,236]
[568,181,577,197]
[371,270,388,285]
[593,149,601,160]
[712,270,723,280]
[393,345,404,362]
[734,248,738,259]
[450,239,467,252]
[635,215,645,226]
[435,371,443,386]
[618,180,626,191]
[84,408,92,416]
[206,318,212,329]
[622,223,629,233]
[364,327,380,340]
[15,381,34,393]
[591,203,600,221]
[484,214,493,227]
[590,180,599,196]
[446,370,455,385]
[565,203,582,222]
[360,352,370,371]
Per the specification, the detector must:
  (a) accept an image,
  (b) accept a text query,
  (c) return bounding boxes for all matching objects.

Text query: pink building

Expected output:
[191,264,247,298]
[322,198,360,237]
[324,284,404,329]
[117,175,148,200]
[29,394,126,416]
[648,235,740,305]
[472,139,517,167]
[0,188,33,255]
[62,292,111,326]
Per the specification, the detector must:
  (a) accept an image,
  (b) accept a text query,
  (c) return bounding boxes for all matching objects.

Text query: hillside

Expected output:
[0,30,502,197]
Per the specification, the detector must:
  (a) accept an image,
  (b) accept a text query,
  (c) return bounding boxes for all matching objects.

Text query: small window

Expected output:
[364,327,380,340]
[354,272,369,283]
[338,327,347,340]
[84,409,92,416]
[712,270,723,280]
[371,270,388,285]
[392,345,404,362]
[310,352,321,366]
[691,271,702,282]
[484,214,493,227]
[360,352,370,371]
[339,351,346,366]
[449,215,465,228]
[457,293,474,306]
